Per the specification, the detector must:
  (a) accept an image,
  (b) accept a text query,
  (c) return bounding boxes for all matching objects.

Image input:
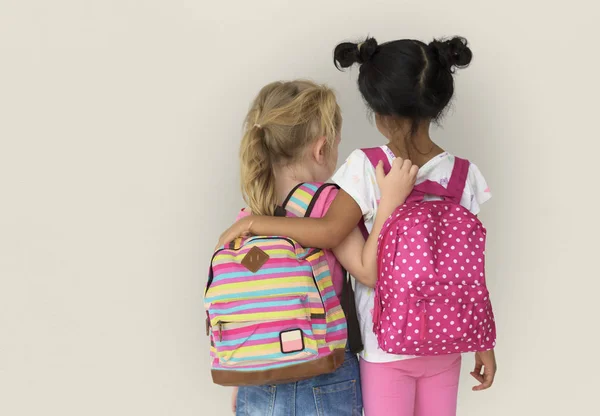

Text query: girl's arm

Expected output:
[332,159,418,287]
[332,228,372,285]
[217,157,416,251]
[218,190,362,249]
[218,187,398,287]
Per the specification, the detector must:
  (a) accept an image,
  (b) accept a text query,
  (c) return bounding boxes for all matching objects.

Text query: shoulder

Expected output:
[466,161,488,187]
[460,158,491,198]
[341,148,373,169]
[455,157,491,214]
[419,153,491,214]
[332,148,378,184]
[464,160,492,212]
[331,148,380,217]
[422,153,489,192]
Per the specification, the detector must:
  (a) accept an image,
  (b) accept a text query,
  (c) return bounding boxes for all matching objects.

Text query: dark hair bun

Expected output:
[334,37,378,69]
[429,37,472,71]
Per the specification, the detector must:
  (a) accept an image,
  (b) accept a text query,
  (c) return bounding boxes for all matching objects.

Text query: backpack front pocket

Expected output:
[208,296,320,367]
[379,285,494,355]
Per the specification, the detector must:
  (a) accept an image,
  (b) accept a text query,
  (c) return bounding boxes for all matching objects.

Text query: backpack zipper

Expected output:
[207,237,324,306]
[206,236,296,291]
[416,298,430,341]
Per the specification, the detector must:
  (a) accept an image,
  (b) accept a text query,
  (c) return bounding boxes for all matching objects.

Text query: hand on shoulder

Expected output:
[376,157,419,209]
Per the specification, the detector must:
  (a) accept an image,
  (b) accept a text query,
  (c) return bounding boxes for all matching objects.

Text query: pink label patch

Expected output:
[280,329,304,353]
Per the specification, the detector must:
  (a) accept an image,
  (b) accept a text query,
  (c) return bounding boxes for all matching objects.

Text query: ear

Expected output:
[311,136,329,165]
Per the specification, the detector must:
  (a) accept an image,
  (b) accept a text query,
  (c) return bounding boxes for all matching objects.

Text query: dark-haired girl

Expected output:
[219,36,497,416]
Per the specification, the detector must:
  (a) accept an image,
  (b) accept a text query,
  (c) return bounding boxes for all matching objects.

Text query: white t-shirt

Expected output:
[332,145,492,363]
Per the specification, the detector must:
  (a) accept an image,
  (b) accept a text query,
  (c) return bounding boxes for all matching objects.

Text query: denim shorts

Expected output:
[236,351,363,416]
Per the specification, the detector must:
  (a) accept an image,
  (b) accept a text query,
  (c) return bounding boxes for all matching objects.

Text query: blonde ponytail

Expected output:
[239,80,342,216]
[239,124,278,216]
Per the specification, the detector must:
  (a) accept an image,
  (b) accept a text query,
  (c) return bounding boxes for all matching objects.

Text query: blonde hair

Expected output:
[240,80,342,216]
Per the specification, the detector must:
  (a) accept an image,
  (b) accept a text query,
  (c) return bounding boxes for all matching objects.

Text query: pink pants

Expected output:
[360,354,461,416]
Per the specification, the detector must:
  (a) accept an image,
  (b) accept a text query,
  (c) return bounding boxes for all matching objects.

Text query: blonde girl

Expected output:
[229,80,416,415]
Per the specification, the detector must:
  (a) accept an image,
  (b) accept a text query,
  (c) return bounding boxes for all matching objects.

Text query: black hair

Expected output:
[334,36,472,132]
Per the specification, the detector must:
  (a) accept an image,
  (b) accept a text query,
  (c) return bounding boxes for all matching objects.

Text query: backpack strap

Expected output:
[281,183,339,218]
[282,182,364,354]
[445,157,470,201]
[339,270,363,354]
[361,147,392,174]
[361,148,470,204]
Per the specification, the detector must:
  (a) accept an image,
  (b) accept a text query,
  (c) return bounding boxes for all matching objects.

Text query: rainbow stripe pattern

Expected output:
[204,184,347,384]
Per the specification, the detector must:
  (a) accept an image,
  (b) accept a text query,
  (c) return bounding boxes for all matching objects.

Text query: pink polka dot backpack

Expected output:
[362,147,496,356]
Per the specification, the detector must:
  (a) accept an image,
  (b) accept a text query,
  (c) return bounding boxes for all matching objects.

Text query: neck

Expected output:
[387,120,443,166]
[273,163,316,205]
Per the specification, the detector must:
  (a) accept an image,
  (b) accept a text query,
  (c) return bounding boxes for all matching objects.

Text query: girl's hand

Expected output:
[216,217,253,250]
[471,349,497,391]
[231,386,238,413]
[375,157,418,209]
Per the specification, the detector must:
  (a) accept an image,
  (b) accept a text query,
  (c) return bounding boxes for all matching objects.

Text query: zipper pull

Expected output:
[205,311,211,336]
[416,298,427,341]
[420,308,427,341]
[218,322,223,342]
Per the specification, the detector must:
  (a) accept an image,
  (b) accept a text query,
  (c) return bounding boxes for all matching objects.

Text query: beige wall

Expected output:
[1,1,597,415]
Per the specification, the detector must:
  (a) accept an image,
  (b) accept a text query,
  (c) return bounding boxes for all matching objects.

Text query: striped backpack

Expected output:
[205,183,355,386]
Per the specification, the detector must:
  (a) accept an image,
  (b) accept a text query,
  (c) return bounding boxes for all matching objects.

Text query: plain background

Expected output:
[1,0,599,415]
